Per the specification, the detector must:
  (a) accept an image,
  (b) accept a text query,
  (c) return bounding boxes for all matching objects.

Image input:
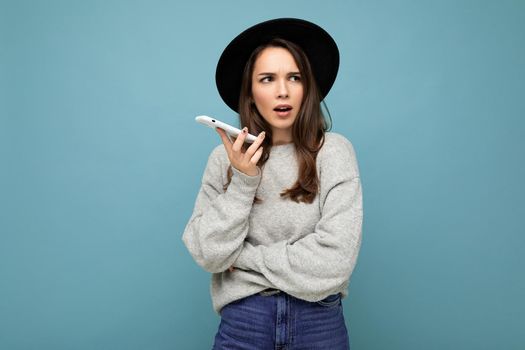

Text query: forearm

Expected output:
[182,166,261,273]
[233,177,363,300]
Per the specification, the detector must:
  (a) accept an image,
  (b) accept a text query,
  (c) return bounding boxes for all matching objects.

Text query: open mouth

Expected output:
[274,106,292,112]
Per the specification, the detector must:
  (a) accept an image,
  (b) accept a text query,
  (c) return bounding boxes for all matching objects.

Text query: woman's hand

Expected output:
[216,127,265,176]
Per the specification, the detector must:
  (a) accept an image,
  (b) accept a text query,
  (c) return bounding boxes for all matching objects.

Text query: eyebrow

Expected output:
[257,72,301,76]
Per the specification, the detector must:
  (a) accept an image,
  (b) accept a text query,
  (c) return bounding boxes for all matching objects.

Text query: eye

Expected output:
[260,76,272,83]
[290,75,301,82]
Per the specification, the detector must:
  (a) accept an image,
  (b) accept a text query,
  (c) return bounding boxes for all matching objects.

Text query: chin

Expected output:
[271,118,295,126]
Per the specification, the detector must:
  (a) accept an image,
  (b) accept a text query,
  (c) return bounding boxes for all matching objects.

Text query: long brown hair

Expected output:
[224,37,332,204]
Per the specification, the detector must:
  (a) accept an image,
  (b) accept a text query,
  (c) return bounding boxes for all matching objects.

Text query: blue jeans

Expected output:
[212,290,350,349]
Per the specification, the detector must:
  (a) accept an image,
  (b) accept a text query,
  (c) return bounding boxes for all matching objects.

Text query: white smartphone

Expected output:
[195,115,258,143]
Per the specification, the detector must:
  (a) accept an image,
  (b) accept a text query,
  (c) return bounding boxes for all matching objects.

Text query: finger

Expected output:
[215,127,231,144]
[231,127,248,153]
[250,146,264,164]
[216,128,232,153]
[245,131,266,157]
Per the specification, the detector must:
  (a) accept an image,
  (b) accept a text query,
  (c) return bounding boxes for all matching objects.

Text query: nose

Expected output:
[277,78,289,98]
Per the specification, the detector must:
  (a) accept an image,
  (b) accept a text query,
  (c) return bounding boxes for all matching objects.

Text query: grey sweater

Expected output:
[182,132,363,314]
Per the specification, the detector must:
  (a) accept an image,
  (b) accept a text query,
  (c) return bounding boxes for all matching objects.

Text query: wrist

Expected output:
[245,169,259,177]
[233,165,260,177]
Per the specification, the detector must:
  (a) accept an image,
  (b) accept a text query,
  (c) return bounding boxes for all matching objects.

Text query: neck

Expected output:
[271,129,293,146]
[273,141,293,146]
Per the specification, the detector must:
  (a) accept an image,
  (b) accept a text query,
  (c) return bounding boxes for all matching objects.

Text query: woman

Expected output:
[182,18,363,349]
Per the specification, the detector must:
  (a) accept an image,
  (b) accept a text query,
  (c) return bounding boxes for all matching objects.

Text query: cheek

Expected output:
[296,86,304,101]
[252,90,272,110]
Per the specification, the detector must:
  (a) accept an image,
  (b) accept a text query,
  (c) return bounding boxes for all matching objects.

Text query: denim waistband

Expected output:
[259,288,281,296]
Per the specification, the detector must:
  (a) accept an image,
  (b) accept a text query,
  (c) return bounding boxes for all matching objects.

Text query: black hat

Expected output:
[215,18,340,113]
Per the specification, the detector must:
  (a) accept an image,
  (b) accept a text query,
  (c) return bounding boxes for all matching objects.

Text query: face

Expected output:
[251,47,303,144]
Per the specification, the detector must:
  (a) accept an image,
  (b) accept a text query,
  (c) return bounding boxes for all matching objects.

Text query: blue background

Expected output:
[1,0,524,349]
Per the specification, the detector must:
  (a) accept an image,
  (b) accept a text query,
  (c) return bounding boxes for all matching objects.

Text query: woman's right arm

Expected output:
[181,146,262,273]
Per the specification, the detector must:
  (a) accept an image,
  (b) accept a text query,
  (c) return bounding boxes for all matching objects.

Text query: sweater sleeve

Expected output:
[233,136,363,301]
[181,146,262,273]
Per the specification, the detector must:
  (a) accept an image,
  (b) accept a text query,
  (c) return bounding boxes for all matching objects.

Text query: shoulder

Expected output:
[200,144,229,180]
[317,132,360,179]
[210,144,228,162]
[318,132,358,161]
[320,132,356,153]
[205,144,229,167]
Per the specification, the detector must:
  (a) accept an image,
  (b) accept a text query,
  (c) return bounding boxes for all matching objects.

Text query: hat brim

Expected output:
[215,18,340,113]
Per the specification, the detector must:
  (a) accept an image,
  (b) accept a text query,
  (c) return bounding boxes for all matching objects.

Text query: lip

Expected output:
[273,104,293,111]
[273,104,293,118]
[274,109,292,118]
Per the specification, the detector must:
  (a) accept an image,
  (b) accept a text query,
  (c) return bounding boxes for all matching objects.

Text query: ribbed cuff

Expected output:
[230,165,261,189]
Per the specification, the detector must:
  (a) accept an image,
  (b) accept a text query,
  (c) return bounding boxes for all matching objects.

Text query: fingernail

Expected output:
[260,131,266,138]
